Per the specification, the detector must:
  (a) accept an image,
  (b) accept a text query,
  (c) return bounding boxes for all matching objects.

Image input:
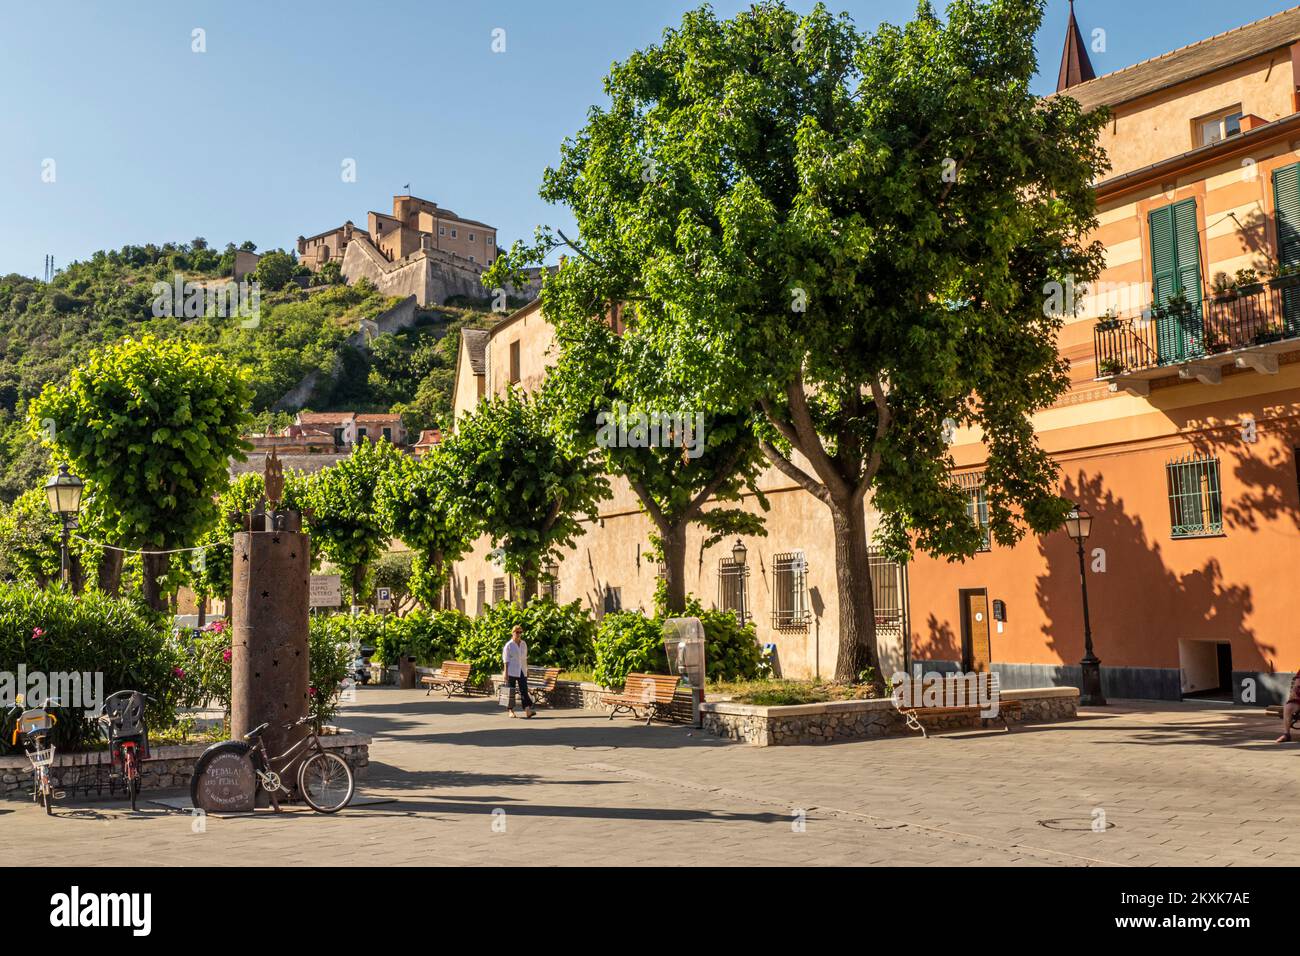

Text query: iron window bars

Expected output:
[771,551,811,629]
[1167,453,1223,538]
[718,556,751,623]
[955,471,992,551]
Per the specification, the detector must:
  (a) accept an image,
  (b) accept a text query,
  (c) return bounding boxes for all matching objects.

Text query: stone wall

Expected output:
[341,234,539,307]
[0,730,370,801]
[700,687,1078,746]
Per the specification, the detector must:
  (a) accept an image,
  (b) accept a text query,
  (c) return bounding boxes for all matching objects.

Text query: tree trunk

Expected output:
[196,598,207,628]
[830,500,880,683]
[660,521,688,615]
[98,549,124,595]
[141,551,171,612]
[351,564,367,609]
[520,568,539,605]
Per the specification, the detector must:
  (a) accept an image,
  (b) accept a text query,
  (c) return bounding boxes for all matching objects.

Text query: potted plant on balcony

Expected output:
[1094,308,1122,332]
[1254,319,1284,345]
[1212,272,1238,301]
[1268,258,1300,290]
[1097,357,1125,376]
[1204,327,1232,354]
[1236,268,1265,296]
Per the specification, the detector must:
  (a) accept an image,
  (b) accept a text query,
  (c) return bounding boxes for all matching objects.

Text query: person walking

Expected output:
[502,624,535,718]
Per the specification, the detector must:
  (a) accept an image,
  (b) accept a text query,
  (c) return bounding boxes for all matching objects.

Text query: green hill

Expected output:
[0,239,503,501]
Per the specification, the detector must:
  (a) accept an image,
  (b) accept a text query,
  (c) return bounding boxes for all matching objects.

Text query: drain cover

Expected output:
[1037,818,1115,831]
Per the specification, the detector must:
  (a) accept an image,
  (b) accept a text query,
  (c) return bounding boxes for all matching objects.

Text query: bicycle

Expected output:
[8,695,63,815]
[98,690,153,811]
[191,714,354,814]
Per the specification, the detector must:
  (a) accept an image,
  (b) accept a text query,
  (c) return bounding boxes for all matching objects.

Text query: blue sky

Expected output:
[0,0,1295,277]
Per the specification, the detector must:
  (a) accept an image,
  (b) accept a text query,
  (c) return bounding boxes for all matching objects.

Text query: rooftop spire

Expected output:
[1057,0,1096,92]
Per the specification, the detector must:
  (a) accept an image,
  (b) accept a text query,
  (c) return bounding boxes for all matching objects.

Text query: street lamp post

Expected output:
[1063,504,1106,706]
[731,538,748,623]
[44,463,84,590]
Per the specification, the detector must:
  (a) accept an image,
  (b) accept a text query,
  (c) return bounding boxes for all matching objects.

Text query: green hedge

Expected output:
[457,600,596,684]
[593,612,668,689]
[699,609,763,683]
[0,583,175,755]
[323,609,472,667]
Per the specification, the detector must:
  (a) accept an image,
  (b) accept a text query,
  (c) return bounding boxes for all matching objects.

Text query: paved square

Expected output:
[2,689,1292,866]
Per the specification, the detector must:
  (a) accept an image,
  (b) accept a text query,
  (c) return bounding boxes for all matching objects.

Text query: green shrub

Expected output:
[457,600,596,684]
[593,611,668,689]
[171,621,233,716]
[308,619,354,728]
[400,609,471,666]
[313,611,390,661]
[0,583,176,755]
[700,609,763,682]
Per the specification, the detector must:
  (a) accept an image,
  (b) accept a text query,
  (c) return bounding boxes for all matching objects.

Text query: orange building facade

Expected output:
[909,6,1300,704]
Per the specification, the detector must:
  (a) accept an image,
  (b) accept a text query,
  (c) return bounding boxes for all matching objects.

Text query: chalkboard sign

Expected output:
[192,746,257,813]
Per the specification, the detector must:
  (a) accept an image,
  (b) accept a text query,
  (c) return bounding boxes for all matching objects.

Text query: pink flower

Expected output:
[31,627,44,640]
[210,620,226,633]
[173,667,185,678]
[221,649,232,663]
[308,686,318,697]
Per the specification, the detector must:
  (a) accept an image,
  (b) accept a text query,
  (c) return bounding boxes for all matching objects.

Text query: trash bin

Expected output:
[398,655,417,689]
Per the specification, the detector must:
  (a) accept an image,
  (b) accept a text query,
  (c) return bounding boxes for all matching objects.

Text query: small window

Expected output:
[509,341,521,384]
[1167,454,1223,537]
[469,255,476,263]
[475,580,486,615]
[492,577,507,605]
[603,585,622,614]
[468,232,475,242]
[381,427,392,441]
[868,551,903,627]
[956,471,991,551]
[772,551,810,630]
[718,557,750,623]
[450,228,457,239]
[439,226,446,236]
[1198,109,1243,147]
[487,236,494,248]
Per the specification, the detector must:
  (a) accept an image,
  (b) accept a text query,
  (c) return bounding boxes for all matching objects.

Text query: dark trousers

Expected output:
[508,673,532,711]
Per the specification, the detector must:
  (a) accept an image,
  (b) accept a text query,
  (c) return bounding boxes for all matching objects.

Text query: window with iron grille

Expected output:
[955,471,991,551]
[718,557,750,623]
[1167,454,1223,537]
[475,580,486,615]
[602,585,622,614]
[867,551,903,626]
[771,551,810,629]
[543,563,560,603]
[491,577,507,605]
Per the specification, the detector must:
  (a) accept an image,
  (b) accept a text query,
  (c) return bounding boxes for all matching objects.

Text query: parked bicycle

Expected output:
[8,695,62,814]
[191,714,354,813]
[98,690,153,811]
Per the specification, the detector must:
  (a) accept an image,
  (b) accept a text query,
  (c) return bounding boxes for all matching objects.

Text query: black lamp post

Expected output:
[44,463,84,590]
[731,538,748,623]
[1063,504,1105,706]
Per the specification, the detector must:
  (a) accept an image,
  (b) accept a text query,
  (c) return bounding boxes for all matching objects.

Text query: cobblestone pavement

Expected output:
[2,689,1292,866]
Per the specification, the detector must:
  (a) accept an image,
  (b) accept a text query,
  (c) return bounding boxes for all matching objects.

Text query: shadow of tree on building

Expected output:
[1181,410,1300,533]
[1036,471,1268,676]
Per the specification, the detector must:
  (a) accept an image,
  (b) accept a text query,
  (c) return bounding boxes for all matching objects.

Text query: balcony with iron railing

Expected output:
[1092,275,1300,395]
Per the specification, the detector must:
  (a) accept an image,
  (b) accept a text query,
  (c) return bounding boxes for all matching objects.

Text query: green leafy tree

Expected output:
[489,0,1105,679]
[543,312,768,613]
[440,386,610,602]
[301,438,407,606]
[252,251,296,292]
[28,336,253,610]
[376,446,475,610]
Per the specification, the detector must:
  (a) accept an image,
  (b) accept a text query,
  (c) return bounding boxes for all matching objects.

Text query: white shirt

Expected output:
[503,638,528,677]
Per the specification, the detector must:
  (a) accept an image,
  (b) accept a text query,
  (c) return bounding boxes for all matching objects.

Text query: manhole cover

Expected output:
[1037,818,1115,831]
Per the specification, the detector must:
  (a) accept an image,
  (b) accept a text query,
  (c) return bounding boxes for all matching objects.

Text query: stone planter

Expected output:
[699,687,1079,746]
[1,728,370,801]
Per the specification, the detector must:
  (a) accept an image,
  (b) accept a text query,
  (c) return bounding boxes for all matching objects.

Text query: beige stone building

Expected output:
[446,300,910,680]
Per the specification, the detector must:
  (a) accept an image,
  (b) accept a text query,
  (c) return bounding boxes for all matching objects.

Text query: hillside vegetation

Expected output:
[0,239,501,501]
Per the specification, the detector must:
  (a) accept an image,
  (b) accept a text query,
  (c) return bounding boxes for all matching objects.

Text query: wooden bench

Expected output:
[892,673,1021,737]
[526,666,561,707]
[599,673,681,726]
[421,661,473,698]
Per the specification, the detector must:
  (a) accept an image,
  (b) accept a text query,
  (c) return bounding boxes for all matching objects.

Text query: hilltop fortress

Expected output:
[297,193,542,306]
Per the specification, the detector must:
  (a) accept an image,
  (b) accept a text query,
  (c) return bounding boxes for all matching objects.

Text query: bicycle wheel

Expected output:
[124,748,139,811]
[297,751,353,813]
[40,770,52,815]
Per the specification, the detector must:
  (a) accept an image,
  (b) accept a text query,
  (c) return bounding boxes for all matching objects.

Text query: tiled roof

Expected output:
[463,328,490,374]
[1058,6,1300,112]
[296,412,355,424]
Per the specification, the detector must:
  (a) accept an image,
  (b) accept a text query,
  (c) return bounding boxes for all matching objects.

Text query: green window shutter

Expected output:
[1173,198,1202,305]
[1149,204,1177,306]
[1274,162,1300,267]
